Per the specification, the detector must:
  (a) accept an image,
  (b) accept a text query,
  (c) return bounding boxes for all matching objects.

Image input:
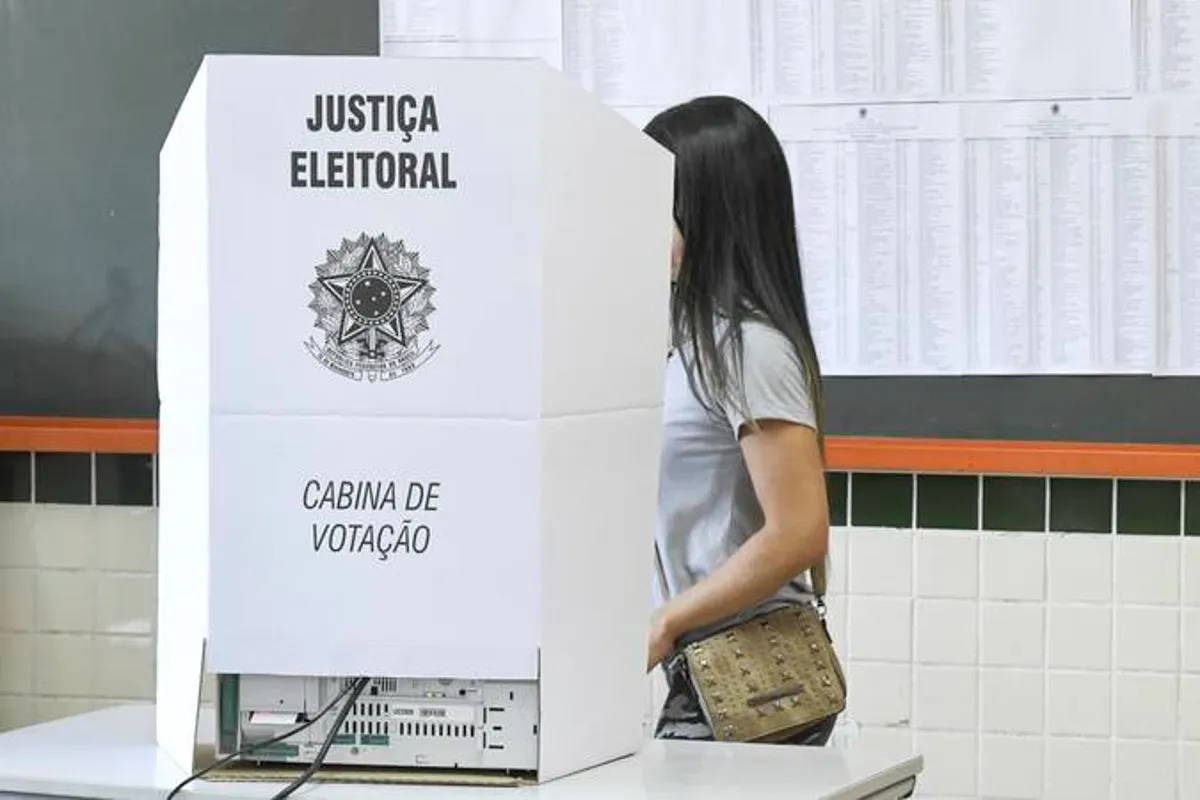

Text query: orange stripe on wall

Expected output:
[0,417,158,455]
[2,416,1200,479]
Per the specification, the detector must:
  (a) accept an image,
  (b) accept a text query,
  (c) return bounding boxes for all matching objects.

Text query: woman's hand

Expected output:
[646,607,678,672]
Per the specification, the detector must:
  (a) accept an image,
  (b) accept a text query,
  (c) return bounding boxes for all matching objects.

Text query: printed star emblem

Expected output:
[316,240,426,358]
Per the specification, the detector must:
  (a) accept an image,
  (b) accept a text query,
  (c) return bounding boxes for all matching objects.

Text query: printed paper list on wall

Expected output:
[380,0,1200,376]
[961,100,1157,375]
[770,103,965,376]
[1153,99,1200,376]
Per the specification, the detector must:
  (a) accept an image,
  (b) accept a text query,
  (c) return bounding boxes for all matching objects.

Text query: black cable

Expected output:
[164,676,365,800]
[269,677,370,800]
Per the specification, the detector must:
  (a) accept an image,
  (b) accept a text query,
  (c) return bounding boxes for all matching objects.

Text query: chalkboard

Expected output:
[2,2,1197,446]
[0,0,379,418]
[823,376,1200,444]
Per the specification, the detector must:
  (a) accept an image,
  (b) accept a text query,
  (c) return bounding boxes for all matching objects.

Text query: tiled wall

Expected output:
[0,451,159,730]
[3,450,1200,799]
[823,471,1200,800]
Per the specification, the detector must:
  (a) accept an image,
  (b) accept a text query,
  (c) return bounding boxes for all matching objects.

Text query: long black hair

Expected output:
[644,96,825,448]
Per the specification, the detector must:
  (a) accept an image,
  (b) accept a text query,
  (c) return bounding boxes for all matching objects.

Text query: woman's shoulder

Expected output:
[732,317,802,371]
[721,316,814,429]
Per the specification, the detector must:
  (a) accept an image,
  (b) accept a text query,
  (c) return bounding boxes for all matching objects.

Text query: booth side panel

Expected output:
[536,409,662,782]
[537,66,674,419]
[155,60,212,772]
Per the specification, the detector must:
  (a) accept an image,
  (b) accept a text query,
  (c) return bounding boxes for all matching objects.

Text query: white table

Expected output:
[0,705,920,800]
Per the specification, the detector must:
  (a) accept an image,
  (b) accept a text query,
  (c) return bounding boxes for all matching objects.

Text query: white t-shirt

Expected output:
[653,318,818,644]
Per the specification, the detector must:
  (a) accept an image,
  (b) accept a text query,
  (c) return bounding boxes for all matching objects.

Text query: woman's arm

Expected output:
[651,418,829,658]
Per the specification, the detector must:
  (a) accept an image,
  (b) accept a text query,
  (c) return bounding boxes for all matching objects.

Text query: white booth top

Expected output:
[0,705,921,800]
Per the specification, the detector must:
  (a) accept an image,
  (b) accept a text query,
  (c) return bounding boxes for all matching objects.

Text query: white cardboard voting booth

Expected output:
[156,54,674,783]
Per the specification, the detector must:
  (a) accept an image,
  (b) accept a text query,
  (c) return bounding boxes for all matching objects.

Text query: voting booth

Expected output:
[155,54,673,784]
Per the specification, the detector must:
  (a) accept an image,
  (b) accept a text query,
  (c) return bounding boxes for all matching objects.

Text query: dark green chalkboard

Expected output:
[823,376,1200,444]
[0,0,379,418]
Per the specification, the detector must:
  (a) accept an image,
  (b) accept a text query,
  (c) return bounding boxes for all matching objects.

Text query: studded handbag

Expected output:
[655,550,847,743]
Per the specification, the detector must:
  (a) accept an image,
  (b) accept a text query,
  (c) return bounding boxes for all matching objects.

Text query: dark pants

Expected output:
[653,660,838,746]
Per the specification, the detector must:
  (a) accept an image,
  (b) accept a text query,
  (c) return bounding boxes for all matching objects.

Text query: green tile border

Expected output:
[1116,479,1181,536]
[826,472,848,526]
[4,444,1199,535]
[982,476,1045,532]
[824,472,1198,534]
[916,474,978,530]
[850,473,913,528]
[1049,478,1113,533]
[1187,482,1200,536]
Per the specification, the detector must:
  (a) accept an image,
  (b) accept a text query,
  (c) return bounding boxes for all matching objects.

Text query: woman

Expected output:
[643,96,835,745]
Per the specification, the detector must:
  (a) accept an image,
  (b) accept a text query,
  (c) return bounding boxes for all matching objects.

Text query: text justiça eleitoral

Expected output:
[291,93,457,191]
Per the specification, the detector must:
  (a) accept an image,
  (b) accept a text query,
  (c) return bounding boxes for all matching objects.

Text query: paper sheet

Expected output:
[949,0,1133,98]
[562,0,758,105]
[762,0,1132,100]
[380,0,562,68]
[1152,98,1200,376]
[1135,0,1200,92]
[962,99,1157,375]
[762,0,945,98]
[771,103,965,376]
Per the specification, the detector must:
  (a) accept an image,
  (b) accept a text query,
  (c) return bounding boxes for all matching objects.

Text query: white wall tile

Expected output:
[1115,535,1181,605]
[1115,606,1180,673]
[30,507,99,570]
[0,632,34,694]
[1185,537,1200,606]
[1042,738,1111,800]
[0,695,36,733]
[1183,742,1200,800]
[981,533,1045,601]
[92,508,157,573]
[34,570,96,633]
[980,602,1044,668]
[0,505,37,568]
[0,568,35,632]
[94,573,155,637]
[846,661,910,726]
[828,526,849,594]
[1047,534,1112,603]
[848,528,912,597]
[914,666,977,731]
[914,731,977,797]
[1047,671,1111,737]
[1113,739,1177,800]
[32,633,92,697]
[91,636,155,699]
[914,599,977,665]
[1178,675,1200,740]
[980,669,1043,734]
[1183,608,1200,673]
[848,596,911,662]
[852,725,915,763]
[979,734,1043,800]
[915,531,978,599]
[1114,672,1177,740]
[824,594,847,652]
[1047,603,1112,670]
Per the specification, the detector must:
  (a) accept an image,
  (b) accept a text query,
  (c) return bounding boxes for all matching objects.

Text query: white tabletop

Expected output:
[0,705,920,800]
